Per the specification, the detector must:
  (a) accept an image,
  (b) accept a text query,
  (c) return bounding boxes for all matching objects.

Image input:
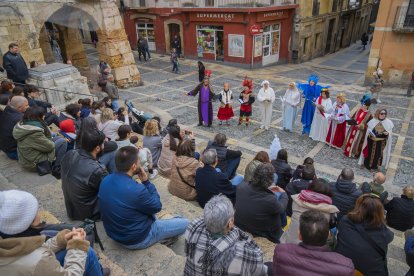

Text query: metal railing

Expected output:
[129,0,293,8]
[393,5,414,32]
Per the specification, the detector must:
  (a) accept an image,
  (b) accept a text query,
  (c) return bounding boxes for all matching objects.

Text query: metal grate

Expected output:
[393,5,414,32]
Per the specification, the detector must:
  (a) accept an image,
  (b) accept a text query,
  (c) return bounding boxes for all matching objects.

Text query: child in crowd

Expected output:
[103,96,113,110]
[79,98,92,118]
[116,125,157,179]
[171,48,179,73]
[217,83,234,126]
[239,76,255,126]
[59,119,77,150]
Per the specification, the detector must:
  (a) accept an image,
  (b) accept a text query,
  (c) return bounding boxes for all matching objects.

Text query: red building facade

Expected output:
[123,5,297,67]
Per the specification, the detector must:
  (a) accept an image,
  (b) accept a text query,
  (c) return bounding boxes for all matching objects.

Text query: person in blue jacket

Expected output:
[297,75,329,135]
[98,146,189,250]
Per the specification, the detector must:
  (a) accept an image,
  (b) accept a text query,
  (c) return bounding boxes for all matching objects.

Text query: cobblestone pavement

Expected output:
[0,44,411,275]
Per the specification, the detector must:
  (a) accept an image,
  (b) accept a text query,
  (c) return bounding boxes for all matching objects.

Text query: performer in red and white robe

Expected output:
[239,76,255,126]
[326,93,350,148]
[217,83,234,125]
[343,100,373,157]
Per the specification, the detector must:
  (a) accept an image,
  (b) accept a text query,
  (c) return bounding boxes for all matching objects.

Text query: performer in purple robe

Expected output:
[187,77,215,127]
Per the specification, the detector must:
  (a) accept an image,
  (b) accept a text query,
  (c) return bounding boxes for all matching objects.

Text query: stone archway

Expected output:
[0,1,141,87]
[164,19,184,55]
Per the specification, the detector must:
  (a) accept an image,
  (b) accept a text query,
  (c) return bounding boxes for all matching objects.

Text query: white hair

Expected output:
[202,148,217,166]
[204,195,234,234]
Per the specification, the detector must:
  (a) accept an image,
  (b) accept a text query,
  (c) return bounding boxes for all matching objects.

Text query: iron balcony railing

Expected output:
[128,0,293,8]
[393,5,414,32]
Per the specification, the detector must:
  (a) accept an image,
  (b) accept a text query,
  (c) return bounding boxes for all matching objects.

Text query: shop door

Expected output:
[169,23,181,50]
[215,30,224,61]
[262,24,280,66]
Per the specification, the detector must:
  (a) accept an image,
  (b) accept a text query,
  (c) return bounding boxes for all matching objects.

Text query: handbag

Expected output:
[36,160,52,176]
[176,167,195,189]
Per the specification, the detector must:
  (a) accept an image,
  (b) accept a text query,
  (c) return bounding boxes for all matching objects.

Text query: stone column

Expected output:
[96,1,141,87]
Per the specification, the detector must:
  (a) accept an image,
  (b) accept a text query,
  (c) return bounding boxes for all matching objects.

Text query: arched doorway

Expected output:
[164,20,184,55]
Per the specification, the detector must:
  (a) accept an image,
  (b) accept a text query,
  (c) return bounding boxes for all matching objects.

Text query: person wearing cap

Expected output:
[343,99,373,158]
[325,92,350,149]
[257,80,275,130]
[281,82,301,132]
[0,190,108,275]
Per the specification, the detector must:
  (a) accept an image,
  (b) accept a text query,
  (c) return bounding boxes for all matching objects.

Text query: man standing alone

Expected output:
[2,43,29,85]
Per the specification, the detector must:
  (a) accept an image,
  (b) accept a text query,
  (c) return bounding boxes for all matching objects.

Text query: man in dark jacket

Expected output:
[205,133,242,179]
[195,149,236,208]
[61,129,108,220]
[0,96,29,160]
[285,164,315,216]
[273,210,354,275]
[385,185,414,231]
[235,163,288,243]
[2,43,29,84]
[330,168,362,220]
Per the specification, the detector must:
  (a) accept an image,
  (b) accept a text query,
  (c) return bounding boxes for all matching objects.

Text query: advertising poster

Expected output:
[254,35,263,57]
[228,34,244,58]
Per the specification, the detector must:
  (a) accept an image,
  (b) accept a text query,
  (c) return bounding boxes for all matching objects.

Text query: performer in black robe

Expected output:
[187,77,215,127]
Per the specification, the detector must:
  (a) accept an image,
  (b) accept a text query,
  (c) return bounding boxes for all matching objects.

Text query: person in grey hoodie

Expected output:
[143,119,163,166]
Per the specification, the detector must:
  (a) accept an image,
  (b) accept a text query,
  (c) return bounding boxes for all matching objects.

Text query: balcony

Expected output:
[126,0,294,8]
[393,5,414,33]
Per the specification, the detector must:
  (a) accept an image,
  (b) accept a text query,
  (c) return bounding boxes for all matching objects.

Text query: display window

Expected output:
[262,23,281,65]
[196,25,223,55]
[136,23,156,51]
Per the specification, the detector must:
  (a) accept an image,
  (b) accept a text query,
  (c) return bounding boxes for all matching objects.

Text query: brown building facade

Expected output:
[366,0,414,86]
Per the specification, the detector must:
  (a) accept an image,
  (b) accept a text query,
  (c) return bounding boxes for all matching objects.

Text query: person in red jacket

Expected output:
[238,75,255,126]
[273,210,354,276]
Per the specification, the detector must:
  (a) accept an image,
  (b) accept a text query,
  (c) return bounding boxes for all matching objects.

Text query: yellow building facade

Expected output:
[292,0,374,63]
[366,0,414,86]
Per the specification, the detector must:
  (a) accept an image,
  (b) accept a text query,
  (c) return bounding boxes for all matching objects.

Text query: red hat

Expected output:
[60,119,76,133]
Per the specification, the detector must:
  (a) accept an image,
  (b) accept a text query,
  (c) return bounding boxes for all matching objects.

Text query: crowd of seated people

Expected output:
[1,82,414,276]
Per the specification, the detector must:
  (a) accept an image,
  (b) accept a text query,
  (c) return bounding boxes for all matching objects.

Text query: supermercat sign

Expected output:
[189,12,244,22]
[257,10,288,22]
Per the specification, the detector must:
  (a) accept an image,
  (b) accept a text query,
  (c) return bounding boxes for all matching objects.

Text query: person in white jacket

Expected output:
[257,80,275,130]
[282,82,301,132]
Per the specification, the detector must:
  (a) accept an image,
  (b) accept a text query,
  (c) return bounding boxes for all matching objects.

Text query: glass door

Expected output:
[136,23,156,51]
[262,24,280,66]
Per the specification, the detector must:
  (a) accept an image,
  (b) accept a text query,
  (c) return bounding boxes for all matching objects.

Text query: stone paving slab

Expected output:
[394,159,414,187]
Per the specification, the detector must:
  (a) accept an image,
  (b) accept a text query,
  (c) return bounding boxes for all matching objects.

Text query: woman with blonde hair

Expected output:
[244,151,270,183]
[98,107,124,141]
[325,92,350,148]
[143,119,163,165]
[282,82,301,132]
[385,185,414,231]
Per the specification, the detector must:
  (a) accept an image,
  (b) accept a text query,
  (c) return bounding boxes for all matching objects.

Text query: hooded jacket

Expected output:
[385,195,414,231]
[168,155,203,201]
[158,135,180,178]
[12,122,55,170]
[271,158,292,189]
[0,230,89,275]
[280,193,339,244]
[330,180,362,220]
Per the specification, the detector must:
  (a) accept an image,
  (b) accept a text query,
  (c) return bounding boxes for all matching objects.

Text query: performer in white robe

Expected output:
[282,82,301,132]
[309,88,333,142]
[358,108,394,171]
[257,80,275,130]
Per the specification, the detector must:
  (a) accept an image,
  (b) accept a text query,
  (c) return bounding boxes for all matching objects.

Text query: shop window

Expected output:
[136,22,156,51]
[196,25,223,54]
[205,0,214,7]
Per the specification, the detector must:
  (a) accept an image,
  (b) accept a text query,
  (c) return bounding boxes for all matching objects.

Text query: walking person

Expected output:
[407,72,414,97]
[171,48,179,73]
[361,32,369,50]
[137,37,147,62]
[171,34,182,58]
[258,80,275,130]
[282,82,301,132]
[143,36,151,60]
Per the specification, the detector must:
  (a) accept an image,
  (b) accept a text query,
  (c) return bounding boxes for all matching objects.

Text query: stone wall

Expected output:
[0,0,141,88]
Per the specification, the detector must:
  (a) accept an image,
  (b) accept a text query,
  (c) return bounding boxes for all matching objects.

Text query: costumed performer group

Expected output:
[185,70,393,172]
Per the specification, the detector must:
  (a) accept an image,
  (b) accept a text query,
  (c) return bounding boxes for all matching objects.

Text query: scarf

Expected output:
[24,120,51,138]
[298,190,332,205]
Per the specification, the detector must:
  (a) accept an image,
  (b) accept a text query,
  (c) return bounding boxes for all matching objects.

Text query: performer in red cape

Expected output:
[217,82,234,125]
[326,93,350,148]
[239,76,255,126]
[343,99,373,158]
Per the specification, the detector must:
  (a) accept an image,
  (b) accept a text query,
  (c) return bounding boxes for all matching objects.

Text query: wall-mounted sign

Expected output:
[189,13,244,23]
[257,11,288,22]
[249,24,262,35]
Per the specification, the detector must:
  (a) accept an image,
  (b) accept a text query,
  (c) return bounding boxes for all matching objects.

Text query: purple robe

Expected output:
[188,83,215,126]
[201,85,210,124]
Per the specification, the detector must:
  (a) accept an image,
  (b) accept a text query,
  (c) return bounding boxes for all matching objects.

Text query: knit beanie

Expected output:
[0,190,39,235]
[60,119,76,134]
